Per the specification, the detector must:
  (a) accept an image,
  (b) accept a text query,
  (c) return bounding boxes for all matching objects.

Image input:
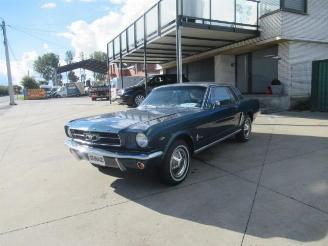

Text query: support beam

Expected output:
[143,14,148,95]
[119,35,124,89]
[176,1,183,84]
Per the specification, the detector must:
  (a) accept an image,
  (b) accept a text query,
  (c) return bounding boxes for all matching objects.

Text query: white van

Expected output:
[111,76,143,100]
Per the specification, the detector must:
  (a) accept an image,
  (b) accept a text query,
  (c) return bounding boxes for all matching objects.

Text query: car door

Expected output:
[203,86,239,141]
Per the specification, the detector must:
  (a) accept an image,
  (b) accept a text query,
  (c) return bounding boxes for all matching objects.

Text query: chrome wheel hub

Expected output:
[135,95,145,106]
[170,146,189,180]
[244,118,252,138]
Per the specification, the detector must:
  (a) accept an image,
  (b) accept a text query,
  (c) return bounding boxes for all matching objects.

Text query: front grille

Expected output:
[70,129,121,146]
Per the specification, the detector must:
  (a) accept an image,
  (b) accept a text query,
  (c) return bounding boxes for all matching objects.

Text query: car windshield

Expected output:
[140,86,207,109]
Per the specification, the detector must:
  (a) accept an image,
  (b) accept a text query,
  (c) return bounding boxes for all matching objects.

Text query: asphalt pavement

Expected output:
[0,97,327,246]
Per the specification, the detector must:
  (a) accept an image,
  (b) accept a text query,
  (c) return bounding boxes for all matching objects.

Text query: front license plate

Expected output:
[88,154,106,166]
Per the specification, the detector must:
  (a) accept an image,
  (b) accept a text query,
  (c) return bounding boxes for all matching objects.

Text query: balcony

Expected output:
[107,0,259,77]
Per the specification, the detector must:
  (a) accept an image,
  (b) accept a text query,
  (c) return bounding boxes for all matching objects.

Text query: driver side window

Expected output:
[207,87,235,109]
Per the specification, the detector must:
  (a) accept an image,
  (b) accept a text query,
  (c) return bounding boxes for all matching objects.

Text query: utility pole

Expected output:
[1,20,16,105]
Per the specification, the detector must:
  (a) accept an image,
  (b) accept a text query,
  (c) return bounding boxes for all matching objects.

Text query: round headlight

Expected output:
[136,133,148,148]
[67,127,72,138]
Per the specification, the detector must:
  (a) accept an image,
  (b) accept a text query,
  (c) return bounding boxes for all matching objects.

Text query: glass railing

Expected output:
[259,0,280,16]
[160,0,176,28]
[108,0,259,60]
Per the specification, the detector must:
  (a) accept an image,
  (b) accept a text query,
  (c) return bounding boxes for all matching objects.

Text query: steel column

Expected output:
[144,15,148,95]
[176,0,183,83]
[119,35,124,89]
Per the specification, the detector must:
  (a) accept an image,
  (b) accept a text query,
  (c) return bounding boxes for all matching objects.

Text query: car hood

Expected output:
[68,107,200,133]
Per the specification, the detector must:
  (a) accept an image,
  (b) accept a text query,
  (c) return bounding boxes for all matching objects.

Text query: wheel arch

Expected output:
[164,131,195,156]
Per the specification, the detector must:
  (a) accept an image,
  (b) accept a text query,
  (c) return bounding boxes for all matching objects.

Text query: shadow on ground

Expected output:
[98,132,328,243]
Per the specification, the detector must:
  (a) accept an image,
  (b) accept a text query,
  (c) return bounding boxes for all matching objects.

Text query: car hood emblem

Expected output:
[85,133,99,142]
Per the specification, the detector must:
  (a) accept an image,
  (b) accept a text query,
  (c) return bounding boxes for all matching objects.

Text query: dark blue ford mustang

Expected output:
[65,83,260,185]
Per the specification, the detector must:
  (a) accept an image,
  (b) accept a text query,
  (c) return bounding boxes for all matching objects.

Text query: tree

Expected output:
[90,51,107,62]
[65,50,74,64]
[33,53,59,82]
[68,71,79,83]
[38,80,48,86]
[0,86,8,96]
[21,76,39,89]
[90,51,107,82]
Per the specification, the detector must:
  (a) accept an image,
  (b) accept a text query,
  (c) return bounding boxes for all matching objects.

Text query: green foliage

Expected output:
[38,80,48,86]
[68,71,79,83]
[90,51,107,82]
[21,76,39,89]
[0,86,8,96]
[65,50,74,64]
[33,53,59,82]
[90,51,107,62]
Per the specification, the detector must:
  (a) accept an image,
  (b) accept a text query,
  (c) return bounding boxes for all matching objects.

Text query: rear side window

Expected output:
[207,87,236,108]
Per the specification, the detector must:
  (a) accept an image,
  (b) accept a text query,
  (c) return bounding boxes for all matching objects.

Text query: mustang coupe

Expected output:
[65,83,260,185]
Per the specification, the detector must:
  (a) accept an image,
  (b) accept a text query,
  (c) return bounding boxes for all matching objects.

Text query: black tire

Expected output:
[236,115,252,142]
[134,94,145,107]
[159,140,191,186]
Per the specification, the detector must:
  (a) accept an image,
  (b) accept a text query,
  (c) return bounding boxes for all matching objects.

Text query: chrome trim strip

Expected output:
[72,138,121,147]
[194,129,242,154]
[65,139,163,161]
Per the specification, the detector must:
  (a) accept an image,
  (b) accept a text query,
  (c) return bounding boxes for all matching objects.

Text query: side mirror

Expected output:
[213,100,221,108]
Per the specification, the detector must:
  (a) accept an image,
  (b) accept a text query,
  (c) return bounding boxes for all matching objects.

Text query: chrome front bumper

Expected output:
[65,139,163,170]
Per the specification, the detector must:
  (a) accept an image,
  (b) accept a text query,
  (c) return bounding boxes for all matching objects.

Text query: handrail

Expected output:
[108,0,260,61]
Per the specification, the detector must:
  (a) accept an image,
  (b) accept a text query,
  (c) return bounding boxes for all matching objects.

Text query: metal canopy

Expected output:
[118,27,257,64]
[107,0,260,83]
[57,59,107,74]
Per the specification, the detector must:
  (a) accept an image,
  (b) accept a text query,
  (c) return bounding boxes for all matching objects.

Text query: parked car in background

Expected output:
[40,85,53,98]
[111,76,144,101]
[90,85,110,101]
[55,83,84,98]
[65,83,260,185]
[116,74,189,107]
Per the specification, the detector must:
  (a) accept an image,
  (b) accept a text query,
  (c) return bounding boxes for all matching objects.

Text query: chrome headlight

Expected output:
[136,133,148,148]
[66,127,72,138]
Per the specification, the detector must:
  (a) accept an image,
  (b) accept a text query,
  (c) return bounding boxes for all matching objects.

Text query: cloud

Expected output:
[41,2,57,9]
[59,0,158,56]
[0,51,39,84]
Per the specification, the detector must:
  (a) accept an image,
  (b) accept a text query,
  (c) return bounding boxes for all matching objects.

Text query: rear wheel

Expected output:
[134,94,145,107]
[159,140,190,186]
[236,115,252,142]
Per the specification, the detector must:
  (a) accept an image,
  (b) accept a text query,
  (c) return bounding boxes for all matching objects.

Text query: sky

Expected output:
[0,0,157,85]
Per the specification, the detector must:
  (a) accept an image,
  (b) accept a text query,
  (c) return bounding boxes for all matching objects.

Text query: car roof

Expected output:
[156,82,233,89]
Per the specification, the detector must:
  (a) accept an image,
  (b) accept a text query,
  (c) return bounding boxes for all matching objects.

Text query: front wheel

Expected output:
[236,115,252,142]
[159,140,191,186]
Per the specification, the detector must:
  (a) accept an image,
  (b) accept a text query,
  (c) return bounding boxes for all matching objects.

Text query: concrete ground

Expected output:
[0,97,327,246]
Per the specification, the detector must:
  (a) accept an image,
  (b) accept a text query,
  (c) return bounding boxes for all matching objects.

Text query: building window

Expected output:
[283,0,307,14]
[260,0,307,17]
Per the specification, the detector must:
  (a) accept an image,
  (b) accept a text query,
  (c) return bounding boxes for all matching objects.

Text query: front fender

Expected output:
[160,130,195,160]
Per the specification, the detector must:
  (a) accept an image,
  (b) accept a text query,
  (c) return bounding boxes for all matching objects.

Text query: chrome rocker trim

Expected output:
[65,139,163,162]
[194,129,242,154]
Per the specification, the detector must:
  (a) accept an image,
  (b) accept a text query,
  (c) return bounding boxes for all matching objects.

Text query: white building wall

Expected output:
[278,41,328,97]
[282,0,328,42]
[214,55,235,86]
[259,11,282,40]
